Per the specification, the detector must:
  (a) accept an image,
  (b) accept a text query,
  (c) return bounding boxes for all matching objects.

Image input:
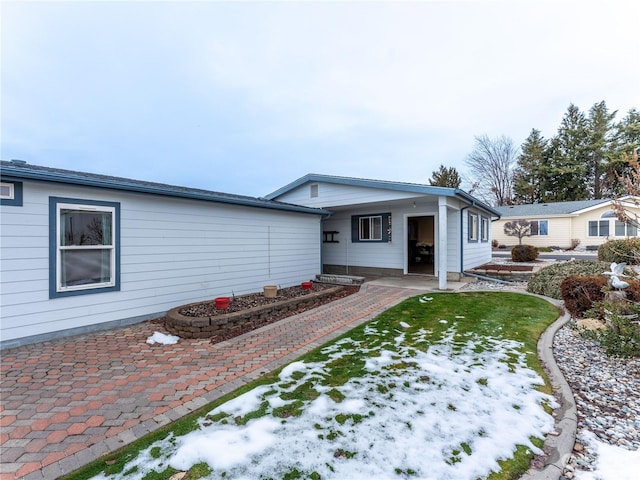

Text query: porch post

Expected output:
[438,197,448,290]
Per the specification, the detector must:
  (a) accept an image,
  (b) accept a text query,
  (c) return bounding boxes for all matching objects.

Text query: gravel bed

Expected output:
[554,324,640,478]
[460,279,529,291]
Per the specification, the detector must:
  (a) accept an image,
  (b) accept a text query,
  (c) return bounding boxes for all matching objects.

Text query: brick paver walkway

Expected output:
[0,284,424,479]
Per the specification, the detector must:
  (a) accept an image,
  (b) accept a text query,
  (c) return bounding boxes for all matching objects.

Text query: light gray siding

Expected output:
[461,209,492,271]
[1,182,321,345]
[275,182,417,208]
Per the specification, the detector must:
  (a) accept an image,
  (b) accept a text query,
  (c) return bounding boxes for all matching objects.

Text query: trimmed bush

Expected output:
[560,275,608,318]
[511,244,539,262]
[598,238,640,264]
[527,260,610,299]
[625,278,640,303]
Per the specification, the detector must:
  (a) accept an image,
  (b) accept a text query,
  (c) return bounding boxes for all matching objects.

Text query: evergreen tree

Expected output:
[585,101,617,199]
[546,104,589,201]
[513,129,549,204]
[428,165,462,188]
[607,109,640,195]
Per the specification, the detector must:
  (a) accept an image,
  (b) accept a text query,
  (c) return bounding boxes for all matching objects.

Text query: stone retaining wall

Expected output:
[165,286,344,339]
[465,268,534,282]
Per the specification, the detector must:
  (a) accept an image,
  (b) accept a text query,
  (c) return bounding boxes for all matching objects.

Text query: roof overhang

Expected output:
[266,173,501,218]
[0,161,331,216]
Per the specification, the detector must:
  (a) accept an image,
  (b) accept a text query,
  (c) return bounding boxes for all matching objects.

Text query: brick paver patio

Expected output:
[0,284,425,479]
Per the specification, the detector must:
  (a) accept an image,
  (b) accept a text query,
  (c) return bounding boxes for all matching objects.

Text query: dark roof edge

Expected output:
[266,173,501,217]
[0,161,330,216]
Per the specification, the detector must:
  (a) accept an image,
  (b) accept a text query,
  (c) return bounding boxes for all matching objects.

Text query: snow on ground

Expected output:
[146,332,180,345]
[574,431,640,480]
[97,319,558,480]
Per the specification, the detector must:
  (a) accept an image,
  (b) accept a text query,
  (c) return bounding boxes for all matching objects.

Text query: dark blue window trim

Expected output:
[0,180,23,206]
[468,212,479,243]
[351,213,391,243]
[49,197,121,299]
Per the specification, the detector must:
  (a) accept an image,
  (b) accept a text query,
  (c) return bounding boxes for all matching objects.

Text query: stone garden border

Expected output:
[165,285,345,339]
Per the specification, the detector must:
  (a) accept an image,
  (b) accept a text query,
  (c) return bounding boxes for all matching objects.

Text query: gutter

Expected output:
[0,161,331,217]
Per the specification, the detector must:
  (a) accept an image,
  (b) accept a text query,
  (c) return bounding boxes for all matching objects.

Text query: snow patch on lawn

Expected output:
[95,325,557,480]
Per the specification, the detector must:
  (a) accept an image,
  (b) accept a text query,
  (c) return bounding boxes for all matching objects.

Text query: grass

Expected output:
[60,292,559,480]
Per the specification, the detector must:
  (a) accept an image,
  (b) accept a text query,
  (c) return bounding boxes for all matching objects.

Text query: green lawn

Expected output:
[64,291,560,480]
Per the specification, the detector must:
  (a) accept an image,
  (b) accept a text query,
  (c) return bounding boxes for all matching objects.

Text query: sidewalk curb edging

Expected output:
[520,301,577,480]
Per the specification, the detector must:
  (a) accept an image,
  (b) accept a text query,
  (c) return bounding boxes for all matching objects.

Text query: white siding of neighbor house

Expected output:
[0,181,322,345]
[571,204,640,248]
[492,216,573,249]
[492,202,640,249]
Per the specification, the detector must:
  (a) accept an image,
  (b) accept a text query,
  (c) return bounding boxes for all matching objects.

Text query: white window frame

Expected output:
[468,213,478,242]
[359,215,383,241]
[0,181,15,199]
[614,220,638,237]
[55,202,116,294]
[480,216,489,242]
[587,219,610,237]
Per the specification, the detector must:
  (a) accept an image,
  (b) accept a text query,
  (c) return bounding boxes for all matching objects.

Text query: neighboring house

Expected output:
[0,160,329,348]
[266,174,501,289]
[493,197,640,249]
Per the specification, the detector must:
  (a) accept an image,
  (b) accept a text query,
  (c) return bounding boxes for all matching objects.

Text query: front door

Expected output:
[407,216,435,274]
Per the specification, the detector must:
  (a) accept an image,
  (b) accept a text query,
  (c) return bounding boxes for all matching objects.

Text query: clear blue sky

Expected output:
[2,0,639,197]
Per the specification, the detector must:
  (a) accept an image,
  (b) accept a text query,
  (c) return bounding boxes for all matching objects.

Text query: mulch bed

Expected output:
[179,283,358,317]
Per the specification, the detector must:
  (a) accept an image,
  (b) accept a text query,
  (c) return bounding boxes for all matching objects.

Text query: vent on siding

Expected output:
[310,184,319,198]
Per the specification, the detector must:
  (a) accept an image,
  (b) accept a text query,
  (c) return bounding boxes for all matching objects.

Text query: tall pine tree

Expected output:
[428,165,462,188]
[513,129,549,204]
[606,108,640,195]
[585,101,617,199]
[546,104,589,201]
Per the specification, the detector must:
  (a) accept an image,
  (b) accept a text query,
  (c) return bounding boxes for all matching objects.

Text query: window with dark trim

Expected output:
[351,213,391,243]
[0,180,23,206]
[468,213,478,242]
[49,197,121,298]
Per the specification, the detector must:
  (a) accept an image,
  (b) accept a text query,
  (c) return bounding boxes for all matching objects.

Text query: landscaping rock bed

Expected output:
[165,284,359,341]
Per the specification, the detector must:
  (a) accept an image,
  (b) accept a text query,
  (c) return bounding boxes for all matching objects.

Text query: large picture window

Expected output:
[588,211,640,238]
[588,220,609,237]
[49,197,120,297]
[615,220,638,237]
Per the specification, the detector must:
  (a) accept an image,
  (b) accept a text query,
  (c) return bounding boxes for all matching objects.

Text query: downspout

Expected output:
[460,206,513,284]
[320,212,334,275]
[460,204,472,277]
